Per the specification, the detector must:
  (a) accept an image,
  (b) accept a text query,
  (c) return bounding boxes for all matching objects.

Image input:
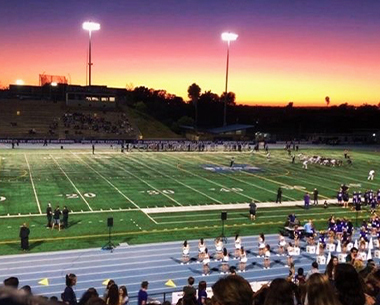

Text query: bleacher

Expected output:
[0,99,138,140]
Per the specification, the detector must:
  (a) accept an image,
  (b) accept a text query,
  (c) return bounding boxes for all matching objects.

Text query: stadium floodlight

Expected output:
[221,32,238,126]
[82,21,100,86]
[51,82,58,87]
[15,79,24,85]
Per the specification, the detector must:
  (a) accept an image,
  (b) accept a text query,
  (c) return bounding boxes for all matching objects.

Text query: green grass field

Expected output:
[0,147,379,255]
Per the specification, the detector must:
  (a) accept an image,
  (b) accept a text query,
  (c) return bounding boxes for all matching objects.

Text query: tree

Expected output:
[187,83,201,128]
[220,92,236,105]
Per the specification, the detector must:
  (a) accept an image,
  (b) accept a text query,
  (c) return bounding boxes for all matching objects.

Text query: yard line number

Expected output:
[66,193,96,199]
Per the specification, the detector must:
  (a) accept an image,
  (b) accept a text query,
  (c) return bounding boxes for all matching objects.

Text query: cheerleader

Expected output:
[220,248,229,274]
[239,247,248,272]
[278,232,287,256]
[327,230,335,245]
[263,245,271,269]
[214,237,224,261]
[287,242,294,267]
[257,233,265,257]
[182,240,190,264]
[198,238,206,262]
[202,248,210,276]
[234,234,242,259]
[293,226,301,248]
[336,219,343,240]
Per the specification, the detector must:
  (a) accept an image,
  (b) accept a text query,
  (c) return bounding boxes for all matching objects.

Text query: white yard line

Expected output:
[24,154,42,214]
[157,156,259,202]
[109,156,184,207]
[49,154,93,211]
[128,155,223,204]
[73,152,158,224]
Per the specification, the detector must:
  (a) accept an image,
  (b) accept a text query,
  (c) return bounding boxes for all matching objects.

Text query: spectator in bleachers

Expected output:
[305,273,341,305]
[78,288,99,305]
[3,277,19,289]
[137,281,148,305]
[335,263,366,305]
[263,278,294,305]
[105,284,119,305]
[61,273,77,305]
[103,280,115,300]
[306,261,319,280]
[118,286,128,305]
[197,281,207,305]
[211,275,253,305]
[325,255,338,284]
[183,277,196,299]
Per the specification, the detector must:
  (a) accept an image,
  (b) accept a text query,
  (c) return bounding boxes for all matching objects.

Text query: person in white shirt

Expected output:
[368,170,375,181]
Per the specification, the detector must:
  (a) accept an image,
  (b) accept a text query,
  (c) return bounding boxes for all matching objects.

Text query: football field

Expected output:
[0,146,379,255]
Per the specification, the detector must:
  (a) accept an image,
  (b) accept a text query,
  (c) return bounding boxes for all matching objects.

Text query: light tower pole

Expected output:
[82,21,100,86]
[221,32,238,126]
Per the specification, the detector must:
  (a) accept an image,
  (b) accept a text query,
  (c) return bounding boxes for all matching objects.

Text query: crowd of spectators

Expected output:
[62,112,134,136]
[3,258,380,305]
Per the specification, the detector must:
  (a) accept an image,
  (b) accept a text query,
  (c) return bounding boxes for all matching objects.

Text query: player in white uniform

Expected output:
[368,170,375,181]
[302,160,308,170]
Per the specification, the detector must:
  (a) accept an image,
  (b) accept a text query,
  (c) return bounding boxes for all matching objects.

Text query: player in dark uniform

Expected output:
[230,157,235,167]
[313,188,318,205]
[19,223,30,252]
[249,201,257,220]
[46,202,53,228]
[276,187,282,204]
[62,206,69,228]
[92,144,95,155]
[337,190,343,206]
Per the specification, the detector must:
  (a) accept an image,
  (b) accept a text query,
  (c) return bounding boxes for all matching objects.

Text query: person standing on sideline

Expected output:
[19,223,30,252]
[46,202,52,228]
[313,188,319,205]
[52,205,61,231]
[230,157,235,167]
[138,281,149,305]
[304,192,310,210]
[249,201,257,220]
[276,187,282,203]
[62,206,69,229]
[92,144,95,155]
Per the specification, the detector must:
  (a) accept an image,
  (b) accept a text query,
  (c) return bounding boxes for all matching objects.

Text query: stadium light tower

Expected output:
[82,21,100,86]
[221,32,238,126]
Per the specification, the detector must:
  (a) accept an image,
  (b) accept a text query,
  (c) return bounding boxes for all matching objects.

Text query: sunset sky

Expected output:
[1,0,380,106]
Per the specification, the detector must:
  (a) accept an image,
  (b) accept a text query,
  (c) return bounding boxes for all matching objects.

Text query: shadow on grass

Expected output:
[29,240,44,251]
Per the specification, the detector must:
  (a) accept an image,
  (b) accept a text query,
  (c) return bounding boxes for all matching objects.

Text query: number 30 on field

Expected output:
[65,193,96,199]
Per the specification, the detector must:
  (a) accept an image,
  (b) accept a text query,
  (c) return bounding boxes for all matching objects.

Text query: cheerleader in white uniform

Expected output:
[214,237,224,261]
[239,247,248,272]
[278,232,287,256]
[202,248,210,276]
[234,234,242,259]
[221,248,229,274]
[182,240,190,264]
[258,233,266,257]
[198,238,206,262]
[287,242,294,267]
[264,245,271,269]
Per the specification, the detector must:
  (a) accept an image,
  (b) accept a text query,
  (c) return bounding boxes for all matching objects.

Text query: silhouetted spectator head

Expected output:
[19,286,32,295]
[141,281,149,289]
[263,278,294,305]
[106,284,119,305]
[187,277,195,286]
[3,277,19,289]
[79,288,99,305]
[212,275,253,305]
[335,263,365,305]
[306,273,341,305]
